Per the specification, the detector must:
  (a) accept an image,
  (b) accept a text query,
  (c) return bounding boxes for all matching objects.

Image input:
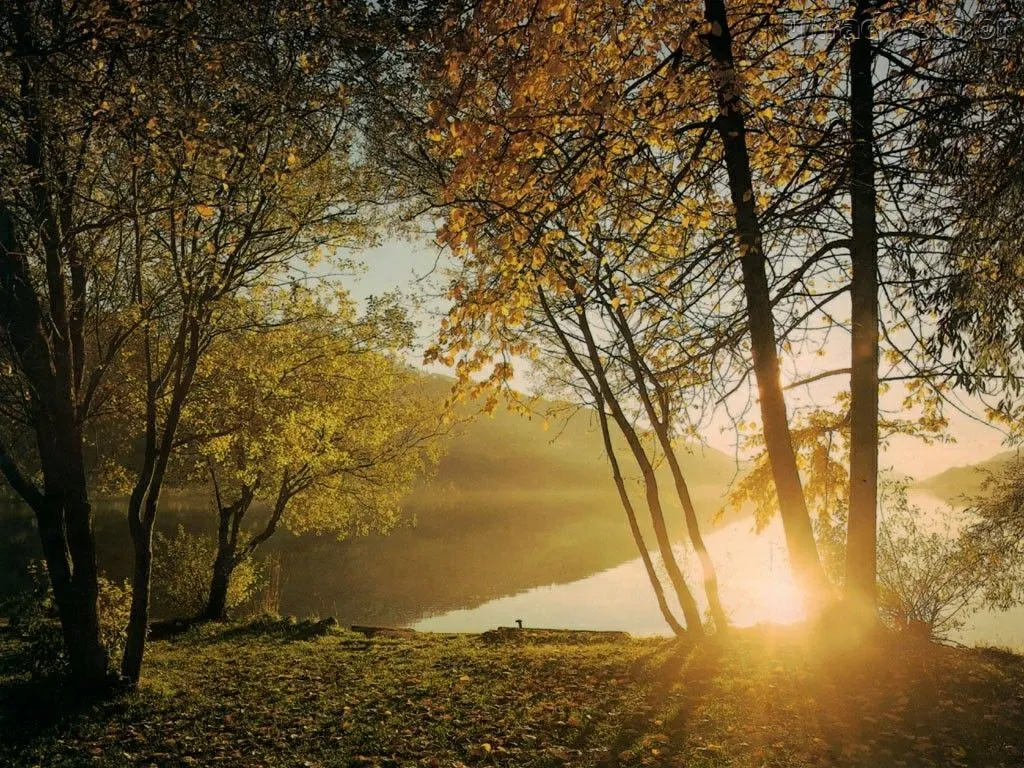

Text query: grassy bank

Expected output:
[2,619,1023,767]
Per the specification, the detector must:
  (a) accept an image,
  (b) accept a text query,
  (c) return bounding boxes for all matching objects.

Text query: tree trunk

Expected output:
[605,299,729,630]
[575,312,704,633]
[701,0,829,604]
[656,427,729,631]
[596,399,687,636]
[121,517,154,686]
[846,0,880,613]
[122,317,202,686]
[536,288,702,634]
[63,496,109,684]
[633,461,703,633]
[201,483,260,621]
[203,560,233,622]
[56,428,109,684]
[1,205,110,687]
[35,498,109,685]
[202,512,236,621]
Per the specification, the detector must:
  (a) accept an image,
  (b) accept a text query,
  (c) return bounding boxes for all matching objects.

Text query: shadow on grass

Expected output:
[3,622,1024,768]
[600,636,724,766]
[650,628,1024,767]
[802,635,1024,766]
[0,678,127,741]
[0,643,129,753]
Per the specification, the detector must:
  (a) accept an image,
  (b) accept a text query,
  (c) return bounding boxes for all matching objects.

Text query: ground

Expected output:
[1,619,1023,767]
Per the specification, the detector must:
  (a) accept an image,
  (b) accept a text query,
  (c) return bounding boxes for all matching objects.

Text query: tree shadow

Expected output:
[596,636,724,766]
[800,636,1024,766]
[0,668,129,753]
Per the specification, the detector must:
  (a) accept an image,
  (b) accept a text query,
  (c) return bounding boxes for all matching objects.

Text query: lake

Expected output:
[2,487,1022,649]
[411,501,1024,650]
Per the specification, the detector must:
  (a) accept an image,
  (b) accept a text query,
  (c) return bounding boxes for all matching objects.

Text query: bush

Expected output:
[877,481,994,641]
[151,526,265,619]
[98,575,132,664]
[1,560,130,680]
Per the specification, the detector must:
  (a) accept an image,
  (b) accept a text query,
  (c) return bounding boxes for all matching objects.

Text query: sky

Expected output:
[345,238,1012,479]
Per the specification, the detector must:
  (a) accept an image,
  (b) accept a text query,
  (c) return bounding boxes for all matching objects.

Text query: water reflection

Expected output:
[414,511,1024,651]
[414,518,807,634]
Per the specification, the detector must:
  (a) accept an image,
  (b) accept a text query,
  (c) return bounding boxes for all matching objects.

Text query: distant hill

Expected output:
[428,375,743,504]
[915,449,1023,506]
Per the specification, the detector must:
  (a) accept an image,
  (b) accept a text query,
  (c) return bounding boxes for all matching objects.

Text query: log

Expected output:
[481,626,631,645]
[350,625,417,639]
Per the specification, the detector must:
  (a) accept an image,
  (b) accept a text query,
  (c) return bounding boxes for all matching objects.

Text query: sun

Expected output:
[719,537,809,628]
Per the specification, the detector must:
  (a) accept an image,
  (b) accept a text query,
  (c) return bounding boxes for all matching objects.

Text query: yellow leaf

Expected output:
[194,204,215,219]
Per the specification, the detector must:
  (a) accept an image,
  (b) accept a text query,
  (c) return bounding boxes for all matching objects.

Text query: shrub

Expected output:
[151,526,265,619]
[1,560,130,680]
[877,481,994,641]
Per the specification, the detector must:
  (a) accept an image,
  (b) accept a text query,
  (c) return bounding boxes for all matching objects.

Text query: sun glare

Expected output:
[698,523,809,629]
[743,574,808,626]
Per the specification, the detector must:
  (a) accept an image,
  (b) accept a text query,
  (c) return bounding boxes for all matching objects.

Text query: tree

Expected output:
[151,526,265,619]
[0,0,153,687]
[961,458,1024,611]
[591,389,689,636]
[422,0,851,613]
[699,0,832,603]
[875,477,1018,642]
[914,2,1024,418]
[532,243,733,633]
[414,2,750,630]
[118,34,367,685]
[419,0,993,626]
[164,291,445,622]
[0,0,393,686]
[536,285,706,634]
[845,0,881,613]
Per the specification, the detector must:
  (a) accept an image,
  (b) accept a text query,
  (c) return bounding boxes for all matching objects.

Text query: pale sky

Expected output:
[346,238,1010,479]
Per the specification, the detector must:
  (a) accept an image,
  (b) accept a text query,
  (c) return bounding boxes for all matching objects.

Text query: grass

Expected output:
[2,618,1023,767]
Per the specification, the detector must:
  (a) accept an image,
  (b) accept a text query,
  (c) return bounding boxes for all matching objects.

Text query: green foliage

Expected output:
[170,289,446,543]
[97,577,133,671]
[1,561,130,680]
[151,527,264,619]
[0,562,61,680]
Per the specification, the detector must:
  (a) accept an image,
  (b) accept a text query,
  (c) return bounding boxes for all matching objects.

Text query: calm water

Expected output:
[413,501,1024,650]
[413,518,805,635]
